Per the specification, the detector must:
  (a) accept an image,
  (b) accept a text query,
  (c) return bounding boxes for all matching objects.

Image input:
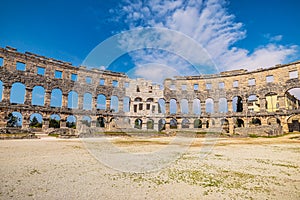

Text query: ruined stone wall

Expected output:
[0,46,300,134]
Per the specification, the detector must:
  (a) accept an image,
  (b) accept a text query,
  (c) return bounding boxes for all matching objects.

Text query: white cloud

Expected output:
[114,0,298,81]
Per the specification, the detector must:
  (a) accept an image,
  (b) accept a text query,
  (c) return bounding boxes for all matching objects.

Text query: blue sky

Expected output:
[1,0,300,80]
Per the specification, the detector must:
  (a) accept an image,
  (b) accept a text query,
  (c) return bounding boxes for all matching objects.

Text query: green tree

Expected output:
[30,116,42,128]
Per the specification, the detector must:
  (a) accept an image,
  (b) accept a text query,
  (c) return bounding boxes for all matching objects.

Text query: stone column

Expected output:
[106,98,111,111]
[277,95,286,111]
[165,101,170,115]
[44,91,51,107]
[2,84,11,103]
[227,99,233,113]
[242,97,248,114]
[201,102,206,115]
[118,98,123,113]
[214,100,219,113]
[188,101,193,114]
[78,94,83,110]
[259,97,266,112]
[62,94,68,109]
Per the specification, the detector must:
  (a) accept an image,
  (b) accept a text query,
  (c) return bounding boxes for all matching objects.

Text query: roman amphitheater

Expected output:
[0,46,300,136]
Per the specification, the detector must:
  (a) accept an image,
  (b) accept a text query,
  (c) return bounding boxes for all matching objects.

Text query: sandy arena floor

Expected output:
[0,133,300,200]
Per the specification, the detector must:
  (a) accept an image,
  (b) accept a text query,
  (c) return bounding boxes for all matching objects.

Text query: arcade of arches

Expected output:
[1,46,300,134]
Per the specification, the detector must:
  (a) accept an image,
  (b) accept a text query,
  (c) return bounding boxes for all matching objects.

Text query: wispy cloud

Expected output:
[113,0,298,81]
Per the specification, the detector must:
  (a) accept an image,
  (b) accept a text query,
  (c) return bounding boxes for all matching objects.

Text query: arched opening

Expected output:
[267,117,281,126]
[205,98,214,113]
[285,88,300,110]
[194,119,202,128]
[32,86,45,106]
[287,114,300,132]
[49,114,60,128]
[147,119,154,129]
[68,91,78,109]
[251,118,261,126]
[96,116,105,127]
[158,119,166,131]
[218,98,228,113]
[158,98,166,114]
[247,94,260,112]
[232,96,243,112]
[66,115,76,129]
[193,98,201,115]
[134,97,142,102]
[6,112,22,127]
[170,118,177,129]
[134,118,143,129]
[29,113,43,128]
[236,118,244,127]
[82,116,91,127]
[265,92,278,112]
[221,118,229,133]
[10,82,25,104]
[110,96,119,112]
[0,80,3,101]
[83,93,92,110]
[97,94,106,110]
[180,99,189,114]
[50,88,62,108]
[170,99,177,114]
[123,96,130,112]
[181,118,189,128]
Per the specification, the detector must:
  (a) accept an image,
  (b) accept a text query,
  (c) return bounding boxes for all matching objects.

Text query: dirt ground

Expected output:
[0,133,300,200]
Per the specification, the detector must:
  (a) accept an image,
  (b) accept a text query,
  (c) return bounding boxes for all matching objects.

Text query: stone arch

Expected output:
[180,99,189,114]
[29,113,43,128]
[134,97,142,102]
[110,95,119,112]
[193,98,201,115]
[50,88,62,108]
[147,119,154,129]
[205,98,214,113]
[181,118,189,128]
[32,86,45,106]
[96,116,106,127]
[97,94,106,110]
[221,118,229,133]
[10,82,26,104]
[123,96,130,112]
[267,117,281,126]
[285,88,300,110]
[68,91,78,109]
[134,118,143,129]
[194,119,202,128]
[170,118,177,129]
[158,119,166,131]
[6,111,22,127]
[251,118,261,125]
[218,97,228,113]
[158,98,166,114]
[247,94,260,112]
[236,118,244,127]
[232,96,243,112]
[170,99,177,114]
[49,114,60,128]
[287,114,300,132]
[66,115,76,129]
[83,93,93,110]
[82,116,91,127]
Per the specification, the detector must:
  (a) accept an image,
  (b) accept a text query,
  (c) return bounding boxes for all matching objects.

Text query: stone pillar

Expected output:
[278,95,286,111]
[2,84,11,103]
[62,94,68,109]
[201,102,206,115]
[165,102,170,115]
[44,91,51,107]
[43,118,49,130]
[188,101,193,114]
[78,94,83,110]
[176,101,180,115]
[242,98,248,114]
[227,99,233,113]
[214,100,219,113]
[228,118,235,134]
[118,98,123,113]
[259,97,266,112]
[106,98,111,111]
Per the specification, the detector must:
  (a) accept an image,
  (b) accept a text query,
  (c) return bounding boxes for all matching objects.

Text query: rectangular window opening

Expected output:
[112,80,118,87]
[71,73,78,81]
[248,78,255,86]
[37,66,45,76]
[289,70,298,79]
[266,75,274,83]
[99,79,105,86]
[233,80,238,88]
[54,70,62,79]
[86,76,92,84]
[16,62,26,71]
